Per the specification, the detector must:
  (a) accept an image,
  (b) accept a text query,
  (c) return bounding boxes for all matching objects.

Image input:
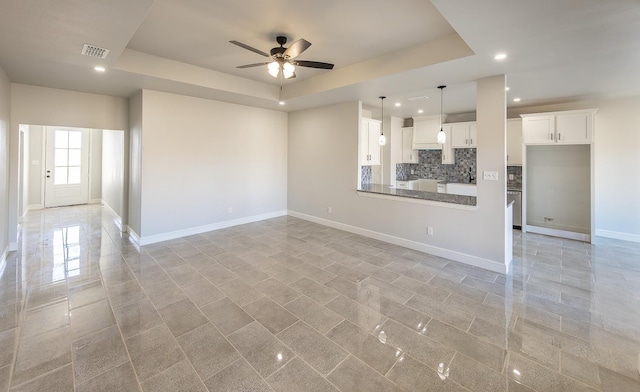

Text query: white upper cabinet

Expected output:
[412,115,445,150]
[441,125,454,164]
[507,118,523,165]
[401,127,419,163]
[360,118,381,165]
[450,122,477,148]
[522,109,596,145]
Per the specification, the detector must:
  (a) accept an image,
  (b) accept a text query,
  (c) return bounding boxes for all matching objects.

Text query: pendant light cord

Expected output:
[379,96,386,135]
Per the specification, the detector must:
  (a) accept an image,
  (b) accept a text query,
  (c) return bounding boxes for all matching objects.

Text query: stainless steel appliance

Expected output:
[507,190,522,229]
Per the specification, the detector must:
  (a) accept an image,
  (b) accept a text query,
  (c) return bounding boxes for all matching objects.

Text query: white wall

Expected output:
[9,84,128,245]
[509,96,640,241]
[90,129,102,202]
[102,130,125,221]
[0,67,10,256]
[288,75,510,273]
[128,91,143,237]
[27,125,43,208]
[136,90,288,242]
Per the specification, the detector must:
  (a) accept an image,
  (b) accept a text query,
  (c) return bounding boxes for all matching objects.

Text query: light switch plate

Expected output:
[483,171,499,181]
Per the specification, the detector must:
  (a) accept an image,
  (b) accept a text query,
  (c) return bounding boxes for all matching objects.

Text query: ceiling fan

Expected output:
[230,36,334,79]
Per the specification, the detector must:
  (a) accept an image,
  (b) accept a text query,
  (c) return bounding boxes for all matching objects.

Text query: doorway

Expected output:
[44,126,90,207]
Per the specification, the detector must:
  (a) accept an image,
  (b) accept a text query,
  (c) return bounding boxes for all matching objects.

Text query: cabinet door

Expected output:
[367,120,381,165]
[556,112,592,144]
[412,117,441,148]
[507,119,523,165]
[359,122,370,165]
[450,123,469,148]
[401,127,418,163]
[468,123,477,147]
[441,125,454,164]
[522,115,556,144]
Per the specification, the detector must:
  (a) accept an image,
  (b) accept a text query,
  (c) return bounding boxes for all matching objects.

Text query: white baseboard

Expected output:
[128,228,142,247]
[288,210,509,274]
[8,242,18,252]
[595,229,640,243]
[27,204,44,211]
[101,201,123,231]
[89,199,102,204]
[526,225,591,242]
[136,210,288,246]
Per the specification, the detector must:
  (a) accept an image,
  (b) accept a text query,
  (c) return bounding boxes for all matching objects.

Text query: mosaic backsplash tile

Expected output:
[397,148,477,184]
[507,165,522,190]
[361,166,372,187]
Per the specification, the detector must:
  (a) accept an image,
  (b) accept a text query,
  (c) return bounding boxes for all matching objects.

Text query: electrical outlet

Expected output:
[410,169,415,174]
[227,207,233,213]
[483,171,499,181]
[328,207,332,213]
[427,227,434,236]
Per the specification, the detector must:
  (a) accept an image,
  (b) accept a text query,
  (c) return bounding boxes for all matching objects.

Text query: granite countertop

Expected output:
[359,184,477,206]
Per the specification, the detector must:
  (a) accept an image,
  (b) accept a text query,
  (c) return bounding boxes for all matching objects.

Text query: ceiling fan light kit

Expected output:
[230,35,334,81]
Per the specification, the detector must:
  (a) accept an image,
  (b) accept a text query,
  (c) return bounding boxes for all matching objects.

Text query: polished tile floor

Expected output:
[1,205,639,391]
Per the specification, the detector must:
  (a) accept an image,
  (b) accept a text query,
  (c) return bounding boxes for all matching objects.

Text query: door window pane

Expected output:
[55,149,68,166]
[55,130,68,148]
[55,167,68,185]
[68,149,81,166]
[68,167,81,184]
[68,131,82,148]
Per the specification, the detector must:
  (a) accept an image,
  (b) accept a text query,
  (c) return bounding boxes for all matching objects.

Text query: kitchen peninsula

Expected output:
[359,183,476,206]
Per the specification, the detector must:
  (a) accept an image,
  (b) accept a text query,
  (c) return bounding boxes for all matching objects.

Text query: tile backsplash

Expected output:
[397,148,477,184]
[507,165,522,189]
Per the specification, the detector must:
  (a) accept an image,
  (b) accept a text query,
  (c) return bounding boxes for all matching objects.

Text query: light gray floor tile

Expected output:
[325,295,387,333]
[227,322,294,378]
[217,279,264,306]
[266,357,339,392]
[157,298,208,337]
[0,328,17,368]
[326,320,399,375]
[405,294,475,331]
[106,280,146,309]
[253,278,301,305]
[283,296,344,334]
[69,299,115,338]
[242,297,299,334]
[25,282,67,310]
[203,359,272,392]
[72,325,128,384]
[386,354,469,392]
[0,364,10,392]
[277,321,348,375]
[113,298,164,339]
[180,277,225,308]
[176,323,240,380]
[75,361,141,392]
[289,278,340,305]
[200,297,254,336]
[140,359,207,392]
[125,324,185,382]
[12,327,71,386]
[327,355,404,392]
[506,352,598,392]
[144,278,187,309]
[20,299,69,339]
[10,364,74,392]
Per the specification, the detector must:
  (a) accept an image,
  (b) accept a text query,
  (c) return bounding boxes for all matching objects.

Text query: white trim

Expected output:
[136,210,288,246]
[595,229,640,243]
[8,242,18,252]
[526,225,591,242]
[102,200,123,231]
[128,227,142,247]
[89,199,102,204]
[288,210,509,274]
[27,204,44,211]
[357,191,477,211]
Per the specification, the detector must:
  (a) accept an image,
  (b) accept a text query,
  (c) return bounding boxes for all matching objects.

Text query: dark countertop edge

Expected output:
[358,185,477,207]
[507,188,522,192]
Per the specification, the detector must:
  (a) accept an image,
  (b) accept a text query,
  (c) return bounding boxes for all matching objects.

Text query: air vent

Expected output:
[81,44,110,59]
[407,95,429,101]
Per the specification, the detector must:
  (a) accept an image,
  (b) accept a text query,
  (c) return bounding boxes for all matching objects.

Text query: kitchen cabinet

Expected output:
[522,109,595,145]
[412,114,446,150]
[401,127,419,163]
[450,122,477,148]
[507,118,523,165]
[441,125,454,164]
[360,118,381,165]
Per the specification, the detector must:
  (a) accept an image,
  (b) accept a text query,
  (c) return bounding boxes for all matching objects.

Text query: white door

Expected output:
[45,127,89,207]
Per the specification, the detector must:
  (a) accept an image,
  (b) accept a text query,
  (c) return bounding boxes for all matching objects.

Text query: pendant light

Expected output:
[437,85,447,144]
[379,96,387,146]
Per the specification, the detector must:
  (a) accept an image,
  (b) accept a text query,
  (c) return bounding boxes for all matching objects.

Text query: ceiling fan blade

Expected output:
[283,38,311,59]
[236,62,270,69]
[229,40,270,57]
[295,60,334,70]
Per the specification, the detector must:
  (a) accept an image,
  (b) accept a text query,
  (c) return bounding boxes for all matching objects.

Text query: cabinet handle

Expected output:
[466,138,468,145]
[470,138,473,145]
[550,133,553,140]
[558,133,561,140]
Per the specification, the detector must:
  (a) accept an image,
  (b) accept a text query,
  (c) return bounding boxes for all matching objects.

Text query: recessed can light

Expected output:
[418,109,424,114]
[395,102,401,107]
[94,66,106,72]
[513,97,521,102]
[278,101,285,105]
[494,53,507,60]
[505,87,510,91]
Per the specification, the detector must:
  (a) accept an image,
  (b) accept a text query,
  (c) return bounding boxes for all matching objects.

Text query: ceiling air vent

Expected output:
[407,95,429,101]
[81,44,110,59]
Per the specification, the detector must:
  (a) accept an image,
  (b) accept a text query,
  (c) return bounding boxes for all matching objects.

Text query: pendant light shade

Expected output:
[437,85,447,144]
[378,96,386,146]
